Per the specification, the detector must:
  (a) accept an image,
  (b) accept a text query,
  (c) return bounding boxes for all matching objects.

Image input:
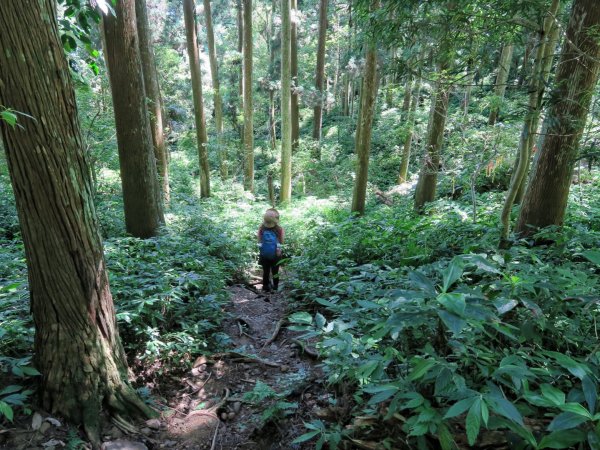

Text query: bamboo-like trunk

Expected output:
[398,76,422,183]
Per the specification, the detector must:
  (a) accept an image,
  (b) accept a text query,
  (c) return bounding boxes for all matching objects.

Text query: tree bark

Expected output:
[312,0,328,151]
[351,4,379,215]
[398,76,421,183]
[243,0,255,192]
[103,0,164,236]
[488,44,514,126]
[414,42,451,212]
[291,0,300,153]
[499,0,560,243]
[135,0,170,205]
[183,0,211,198]
[203,0,227,180]
[516,0,600,235]
[237,0,244,98]
[0,1,153,445]
[280,0,293,202]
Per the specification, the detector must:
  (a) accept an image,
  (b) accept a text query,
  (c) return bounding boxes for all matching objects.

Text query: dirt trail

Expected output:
[159,283,325,450]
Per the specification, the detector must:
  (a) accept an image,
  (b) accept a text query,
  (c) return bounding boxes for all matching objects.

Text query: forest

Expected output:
[0,0,599,449]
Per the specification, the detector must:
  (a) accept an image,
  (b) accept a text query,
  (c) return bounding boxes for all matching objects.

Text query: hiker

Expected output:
[258,208,284,293]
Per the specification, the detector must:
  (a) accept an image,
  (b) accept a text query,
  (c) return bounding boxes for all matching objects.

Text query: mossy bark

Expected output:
[488,44,514,126]
[312,0,329,150]
[0,1,154,445]
[243,0,255,192]
[280,0,293,202]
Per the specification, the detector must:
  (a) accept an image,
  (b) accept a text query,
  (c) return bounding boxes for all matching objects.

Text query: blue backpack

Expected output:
[260,228,279,260]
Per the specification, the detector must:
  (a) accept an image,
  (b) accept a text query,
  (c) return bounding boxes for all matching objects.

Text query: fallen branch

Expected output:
[215,351,281,368]
[210,420,220,450]
[263,318,286,347]
[291,339,319,359]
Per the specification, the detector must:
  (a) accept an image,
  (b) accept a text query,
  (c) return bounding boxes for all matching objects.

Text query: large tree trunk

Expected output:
[499,0,560,243]
[203,0,227,180]
[183,0,211,197]
[243,0,255,192]
[291,0,300,153]
[135,0,170,204]
[103,0,164,237]
[488,44,514,126]
[280,0,293,202]
[0,1,153,445]
[398,76,422,183]
[516,0,600,235]
[312,0,328,151]
[350,5,379,215]
[414,47,451,212]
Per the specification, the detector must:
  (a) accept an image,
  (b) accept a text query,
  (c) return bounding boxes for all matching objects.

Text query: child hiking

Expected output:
[257,208,284,293]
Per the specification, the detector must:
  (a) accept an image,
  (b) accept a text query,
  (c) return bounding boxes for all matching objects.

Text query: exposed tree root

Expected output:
[263,318,286,347]
[291,338,319,359]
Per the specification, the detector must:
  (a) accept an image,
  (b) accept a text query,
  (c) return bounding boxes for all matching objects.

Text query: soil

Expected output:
[0,283,327,450]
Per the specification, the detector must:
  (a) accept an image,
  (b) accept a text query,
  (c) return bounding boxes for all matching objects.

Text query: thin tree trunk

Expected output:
[135,0,170,204]
[342,73,350,116]
[237,0,244,98]
[516,0,600,235]
[243,0,254,191]
[488,44,514,125]
[103,0,164,236]
[500,0,560,244]
[398,76,422,183]
[280,0,293,202]
[0,1,153,445]
[184,0,211,197]
[414,43,451,212]
[351,3,379,215]
[312,0,328,151]
[400,74,413,122]
[203,0,227,180]
[291,0,300,153]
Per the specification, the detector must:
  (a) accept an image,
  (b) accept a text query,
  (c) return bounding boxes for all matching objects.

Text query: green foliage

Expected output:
[243,381,298,422]
[288,179,600,448]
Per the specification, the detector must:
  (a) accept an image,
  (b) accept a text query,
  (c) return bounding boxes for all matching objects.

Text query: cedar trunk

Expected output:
[488,44,514,126]
[243,0,255,191]
[0,1,153,444]
[312,0,328,151]
[203,0,227,180]
[103,0,164,237]
[183,0,211,198]
[516,0,600,234]
[291,0,300,153]
[350,30,379,214]
[280,0,293,202]
[135,0,170,204]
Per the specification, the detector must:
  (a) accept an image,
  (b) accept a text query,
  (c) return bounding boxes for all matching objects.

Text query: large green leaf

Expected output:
[538,430,586,449]
[582,250,600,266]
[444,397,477,419]
[442,258,464,292]
[547,412,588,432]
[466,399,482,446]
[541,384,565,406]
[438,310,466,335]
[438,293,466,317]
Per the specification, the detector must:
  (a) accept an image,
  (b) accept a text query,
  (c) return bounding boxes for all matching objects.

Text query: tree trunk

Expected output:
[291,0,300,153]
[351,4,379,215]
[499,0,560,243]
[342,73,350,116]
[183,0,211,198]
[242,0,255,192]
[203,0,227,180]
[0,1,153,445]
[516,0,600,235]
[103,0,164,236]
[488,44,514,126]
[280,0,293,202]
[135,0,170,204]
[398,76,422,183]
[414,46,451,212]
[400,75,413,122]
[237,0,244,98]
[312,0,328,151]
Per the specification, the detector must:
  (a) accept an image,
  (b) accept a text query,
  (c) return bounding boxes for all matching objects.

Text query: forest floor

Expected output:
[0,272,327,450]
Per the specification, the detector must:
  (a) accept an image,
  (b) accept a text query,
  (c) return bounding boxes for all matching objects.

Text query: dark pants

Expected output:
[260,257,280,292]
